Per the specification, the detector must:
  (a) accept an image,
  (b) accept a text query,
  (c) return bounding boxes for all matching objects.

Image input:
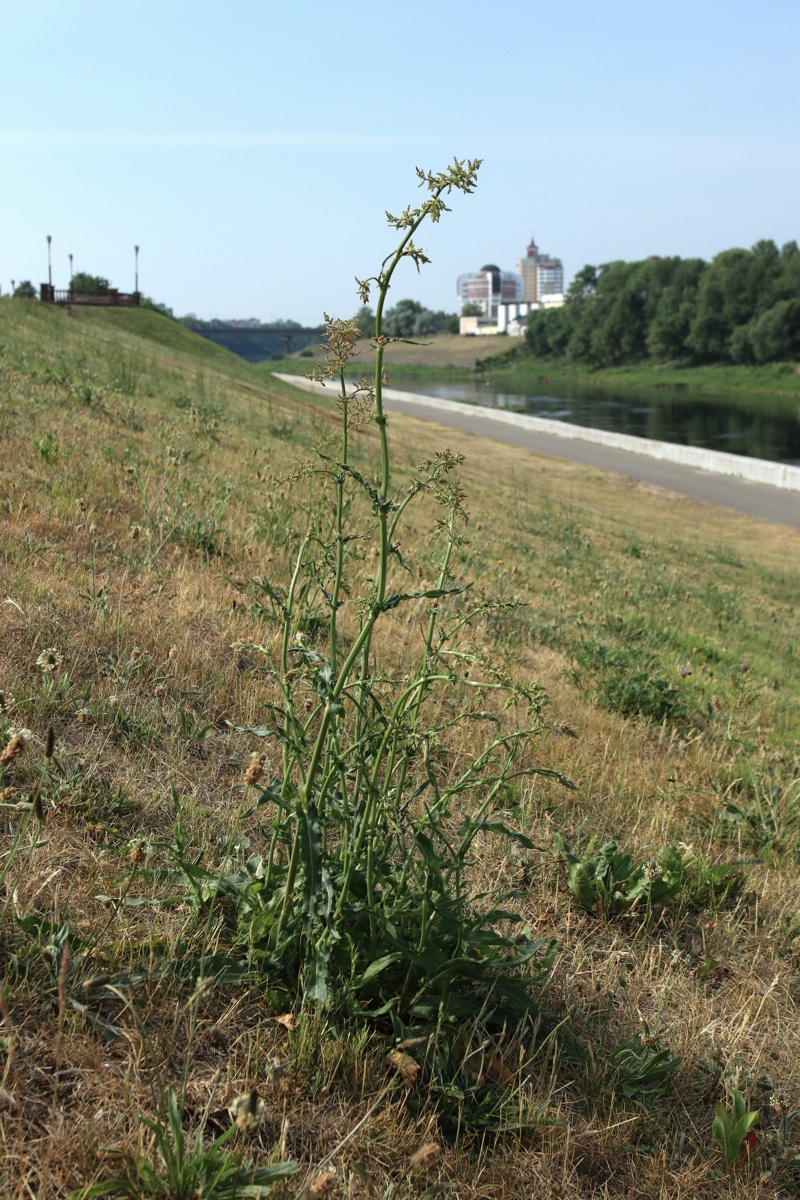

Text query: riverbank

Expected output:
[481,346,800,398]
[269,335,800,398]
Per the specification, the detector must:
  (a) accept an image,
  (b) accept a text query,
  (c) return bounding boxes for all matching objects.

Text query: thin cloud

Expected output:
[0,130,798,173]
[0,130,449,150]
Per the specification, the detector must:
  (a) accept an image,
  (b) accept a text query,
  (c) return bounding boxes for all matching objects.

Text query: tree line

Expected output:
[525,240,800,366]
[354,299,459,337]
[178,315,308,330]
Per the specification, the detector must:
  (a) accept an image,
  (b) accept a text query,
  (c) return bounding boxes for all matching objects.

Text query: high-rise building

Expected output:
[537,255,564,296]
[517,237,539,302]
[517,236,564,302]
[457,264,523,320]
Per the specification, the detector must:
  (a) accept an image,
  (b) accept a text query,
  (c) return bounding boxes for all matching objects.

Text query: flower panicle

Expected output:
[0,727,33,765]
[36,648,63,674]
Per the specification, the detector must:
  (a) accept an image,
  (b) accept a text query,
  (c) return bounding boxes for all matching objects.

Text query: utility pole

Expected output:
[47,235,52,286]
[134,245,139,294]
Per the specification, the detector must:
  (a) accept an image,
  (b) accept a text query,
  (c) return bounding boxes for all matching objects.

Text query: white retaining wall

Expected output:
[273,374,800,493]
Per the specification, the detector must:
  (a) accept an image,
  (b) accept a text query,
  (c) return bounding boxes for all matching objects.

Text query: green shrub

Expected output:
[570,642,687,724]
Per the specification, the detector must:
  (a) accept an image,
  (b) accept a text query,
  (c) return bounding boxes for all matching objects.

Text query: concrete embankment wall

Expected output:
[273,374,800,493]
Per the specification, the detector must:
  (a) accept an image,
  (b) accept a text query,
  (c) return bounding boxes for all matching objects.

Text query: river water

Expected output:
[386,377,800,468]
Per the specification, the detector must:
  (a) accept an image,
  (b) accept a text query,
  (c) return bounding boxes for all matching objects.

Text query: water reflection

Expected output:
[390,378,800,467]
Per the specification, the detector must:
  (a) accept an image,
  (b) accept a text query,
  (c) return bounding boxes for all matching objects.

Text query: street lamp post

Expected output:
[69,254,73,289]
[134,245,139,295]
[47,236,52,287]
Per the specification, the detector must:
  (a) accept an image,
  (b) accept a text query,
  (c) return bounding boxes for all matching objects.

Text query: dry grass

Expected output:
[1,298,799,1197]
[284,333,493,370]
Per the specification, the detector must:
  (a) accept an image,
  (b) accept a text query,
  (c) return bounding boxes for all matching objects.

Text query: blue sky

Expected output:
[2,1,798,324]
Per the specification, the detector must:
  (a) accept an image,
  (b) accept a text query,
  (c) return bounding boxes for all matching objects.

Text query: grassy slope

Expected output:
[1,298,800,1197]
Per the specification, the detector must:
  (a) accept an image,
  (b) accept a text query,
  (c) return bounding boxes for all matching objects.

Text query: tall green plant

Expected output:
[220,160,570,1027]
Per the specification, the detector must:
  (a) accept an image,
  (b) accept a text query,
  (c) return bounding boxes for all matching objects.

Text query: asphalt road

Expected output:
[382,393,800,531]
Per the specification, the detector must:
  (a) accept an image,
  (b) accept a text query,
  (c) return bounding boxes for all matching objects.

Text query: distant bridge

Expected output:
[194,325,324,362]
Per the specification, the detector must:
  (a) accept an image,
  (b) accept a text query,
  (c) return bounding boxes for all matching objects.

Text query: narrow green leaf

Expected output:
[466,820,542,851]
[357,953,403,984]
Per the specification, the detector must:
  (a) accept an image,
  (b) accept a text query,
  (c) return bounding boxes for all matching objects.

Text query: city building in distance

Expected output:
[517,236,564,303]
[457,264,523,321]
[459,236,565,335]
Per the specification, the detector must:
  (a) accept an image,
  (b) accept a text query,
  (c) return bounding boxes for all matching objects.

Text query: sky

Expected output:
[2,1,799,326]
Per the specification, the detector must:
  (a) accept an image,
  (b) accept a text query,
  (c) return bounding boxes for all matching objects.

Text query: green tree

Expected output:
[525,306,570,357]
[525,309,553,356]
[524,239,799,368]
[461,302,483,317]
[383,299,454,338]
[383,298,424,337]
[646,258,705,361]
[70,272,110,294]
[589,261,649,364]
[750,298,800,362]
[12,280,37,299]
[687,244,782,362]
[567,264,598,300]
[352,305,374,336]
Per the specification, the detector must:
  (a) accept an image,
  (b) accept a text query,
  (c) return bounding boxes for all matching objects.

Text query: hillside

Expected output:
[1,297,800,1198]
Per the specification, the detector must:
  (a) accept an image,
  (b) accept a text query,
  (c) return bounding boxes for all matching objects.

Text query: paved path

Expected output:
[382,393,800,531]
[273,375,800,531]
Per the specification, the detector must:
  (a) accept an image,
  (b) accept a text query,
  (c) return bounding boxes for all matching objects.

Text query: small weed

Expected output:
[560,1027,681,1107]
[570,642,688,724]
[52,759,135,823]
[171,483,232,558]
[702,582,740,623]
[714,769,800,859]
[555,836,686,917]
[108,350,143,397]
[70,369,104,410]
[108,700,157,750]
[176,706,215,747]
[267,416,296,440]
[73,1086,297,1198]
[712,1087,759,1168]
[556,835,743,916]
[79,586,111,612]
[35,430,60,462]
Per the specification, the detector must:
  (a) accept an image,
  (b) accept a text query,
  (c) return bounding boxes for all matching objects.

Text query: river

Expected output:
[384,377,800,468]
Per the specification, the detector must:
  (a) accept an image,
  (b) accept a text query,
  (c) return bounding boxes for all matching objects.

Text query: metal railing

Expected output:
[40,285,141,307]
